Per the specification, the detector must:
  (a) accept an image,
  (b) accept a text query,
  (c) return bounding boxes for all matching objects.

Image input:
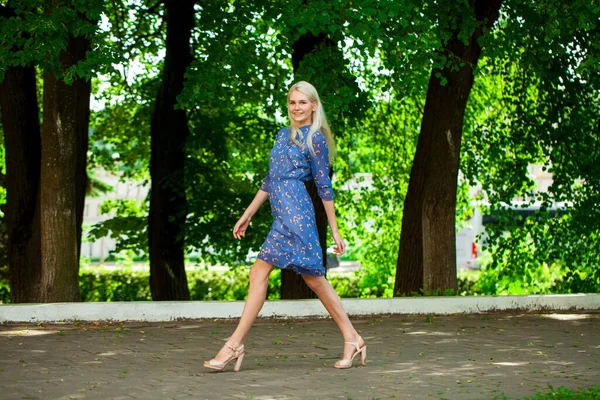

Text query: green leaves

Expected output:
[87,199,149,257]
[460,0,600,294]
[0,0,117,83]
[1,0,595,297]
[336,100,422,298]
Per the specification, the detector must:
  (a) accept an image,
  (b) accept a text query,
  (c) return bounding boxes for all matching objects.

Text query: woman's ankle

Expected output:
[226,337,243,348]
[342,331,361,343]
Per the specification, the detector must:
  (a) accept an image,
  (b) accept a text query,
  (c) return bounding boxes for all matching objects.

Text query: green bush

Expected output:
[328,273,363,298]
[1,262,596,304]
[0,279,9,304]
[460,250,599,296]
[79,266,269,301]
[0,266,349,303]
[80,267,152,301]
[78,266,360,302]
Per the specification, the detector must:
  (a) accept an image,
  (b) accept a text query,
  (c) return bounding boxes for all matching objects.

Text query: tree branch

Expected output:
[146,0,165,16]
[110,0,128,83]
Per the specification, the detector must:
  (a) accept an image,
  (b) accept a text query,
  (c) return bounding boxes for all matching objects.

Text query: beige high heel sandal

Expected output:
[203,342,245,372]
[334,335,367,369]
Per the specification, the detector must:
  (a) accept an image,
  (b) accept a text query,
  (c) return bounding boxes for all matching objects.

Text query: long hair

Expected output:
[287,81,336,162]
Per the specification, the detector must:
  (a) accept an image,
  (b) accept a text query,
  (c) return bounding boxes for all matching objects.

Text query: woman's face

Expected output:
[288,90,317,126]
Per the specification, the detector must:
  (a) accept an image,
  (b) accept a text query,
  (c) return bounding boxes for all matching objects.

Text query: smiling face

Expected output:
[288,90,317,127]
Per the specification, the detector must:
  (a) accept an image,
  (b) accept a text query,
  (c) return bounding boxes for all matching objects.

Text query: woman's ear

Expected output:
[312,101,317,112]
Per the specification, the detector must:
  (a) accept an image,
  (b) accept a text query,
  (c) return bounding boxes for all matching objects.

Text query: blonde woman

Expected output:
[204,81,366,372]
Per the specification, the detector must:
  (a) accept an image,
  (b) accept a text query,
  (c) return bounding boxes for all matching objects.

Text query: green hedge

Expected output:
[79,266,262,302]
[1,266,364,303]
[0,265,573,303]
[78,267,366,302]
[76,266,368,302]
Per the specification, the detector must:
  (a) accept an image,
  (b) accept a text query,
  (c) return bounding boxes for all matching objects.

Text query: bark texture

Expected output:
[148,0,194,301]
[279,32,334,300]
[0,60,42,303]
[394,0,502,296]
[40,33,91,302]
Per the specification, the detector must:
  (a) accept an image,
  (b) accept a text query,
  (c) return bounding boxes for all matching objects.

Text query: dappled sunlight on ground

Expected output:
[0,328,58,337]
[545,313,591,321]
[406,330,453,336]
[494,361,530,366]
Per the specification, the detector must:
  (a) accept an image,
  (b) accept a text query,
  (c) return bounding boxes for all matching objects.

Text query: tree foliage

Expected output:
[1,0,598,301]
[462,0,600,293]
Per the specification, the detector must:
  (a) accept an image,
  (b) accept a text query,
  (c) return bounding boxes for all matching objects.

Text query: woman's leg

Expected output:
[210,259,275,361]
[302,274,364,361]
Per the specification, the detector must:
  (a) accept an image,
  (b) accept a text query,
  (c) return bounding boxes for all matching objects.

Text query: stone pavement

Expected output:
[0,312,598,400]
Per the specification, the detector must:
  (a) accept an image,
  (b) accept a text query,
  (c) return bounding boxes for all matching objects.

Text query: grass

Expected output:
[509,386,600,400]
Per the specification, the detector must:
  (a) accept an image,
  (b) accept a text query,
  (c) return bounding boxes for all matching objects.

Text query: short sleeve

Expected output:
[310,132,333,201]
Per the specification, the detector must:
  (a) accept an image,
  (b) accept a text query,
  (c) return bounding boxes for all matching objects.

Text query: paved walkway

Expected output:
[0,312,598,400]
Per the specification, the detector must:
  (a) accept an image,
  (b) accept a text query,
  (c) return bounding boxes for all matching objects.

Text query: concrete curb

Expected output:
[1,294,599,323]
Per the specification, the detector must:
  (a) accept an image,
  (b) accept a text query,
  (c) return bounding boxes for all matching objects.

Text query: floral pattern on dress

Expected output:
[258,125,333,276]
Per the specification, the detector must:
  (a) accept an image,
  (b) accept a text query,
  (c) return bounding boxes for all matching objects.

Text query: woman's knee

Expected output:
[249,259,273,286]
[302,274,325,291]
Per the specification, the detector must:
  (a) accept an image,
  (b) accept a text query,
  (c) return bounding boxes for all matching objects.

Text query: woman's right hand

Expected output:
[233,213,251,240]
[332,231,346,256]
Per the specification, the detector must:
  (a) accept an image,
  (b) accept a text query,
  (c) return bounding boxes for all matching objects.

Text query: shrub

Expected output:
[1,263,594,304]
[77,266,361,302]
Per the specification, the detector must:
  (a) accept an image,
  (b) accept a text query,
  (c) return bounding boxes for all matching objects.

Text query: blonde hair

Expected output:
[287,81,336,162]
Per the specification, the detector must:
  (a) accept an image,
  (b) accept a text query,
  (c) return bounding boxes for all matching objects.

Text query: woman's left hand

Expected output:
[332,232,346,256]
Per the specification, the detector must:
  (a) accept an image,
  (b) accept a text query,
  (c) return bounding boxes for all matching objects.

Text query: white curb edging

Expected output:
[1,294,598,323]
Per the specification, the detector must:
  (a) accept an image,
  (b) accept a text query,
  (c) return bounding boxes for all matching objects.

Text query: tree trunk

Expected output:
[39,31,92,302]
[394,139,426,296]
[279,32,335,299]
[0,61,42,303]
[148,0,194,301]
[394,0,502,296]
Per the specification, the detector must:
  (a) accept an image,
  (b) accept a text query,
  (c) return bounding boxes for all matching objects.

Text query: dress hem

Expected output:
[257,255,325,277]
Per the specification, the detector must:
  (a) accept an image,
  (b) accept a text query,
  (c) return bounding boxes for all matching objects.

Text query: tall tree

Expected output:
[1,1,111,302]
[0,4,42,303]
[40,23,93,302]
[149,0,195,300]
[394,0,502,296]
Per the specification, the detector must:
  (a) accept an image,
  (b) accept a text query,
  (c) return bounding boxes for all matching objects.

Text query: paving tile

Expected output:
[0,312,598,399]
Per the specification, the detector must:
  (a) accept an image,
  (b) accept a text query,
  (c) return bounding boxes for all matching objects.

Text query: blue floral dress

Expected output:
[258,125,333,276]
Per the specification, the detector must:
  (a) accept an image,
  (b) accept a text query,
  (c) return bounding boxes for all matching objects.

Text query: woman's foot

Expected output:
[214,341,238,362]
[203,341,245,372]
[334,334,366,369]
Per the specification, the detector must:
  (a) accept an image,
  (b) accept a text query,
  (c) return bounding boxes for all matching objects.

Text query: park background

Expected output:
[0,0,598,304]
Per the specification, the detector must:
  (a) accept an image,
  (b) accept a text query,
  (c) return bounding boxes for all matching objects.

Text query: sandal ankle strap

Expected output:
[344,341,360,351]
[343,336,363,350]
[224,342,243,354]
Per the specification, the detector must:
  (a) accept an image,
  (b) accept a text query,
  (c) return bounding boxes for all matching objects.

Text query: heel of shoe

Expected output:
[233,353,244,372]
[360,346,367,366]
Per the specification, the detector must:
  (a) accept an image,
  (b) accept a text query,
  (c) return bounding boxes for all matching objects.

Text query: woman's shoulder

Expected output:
[310,129,326,144]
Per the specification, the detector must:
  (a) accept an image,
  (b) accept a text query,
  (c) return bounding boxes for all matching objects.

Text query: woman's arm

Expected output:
[246,189,269,217]
[233,189,269,239]
[322,199,346,256]
[308,132,345,255]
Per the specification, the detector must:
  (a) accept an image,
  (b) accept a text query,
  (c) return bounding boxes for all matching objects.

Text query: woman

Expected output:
[203,81,366,372]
